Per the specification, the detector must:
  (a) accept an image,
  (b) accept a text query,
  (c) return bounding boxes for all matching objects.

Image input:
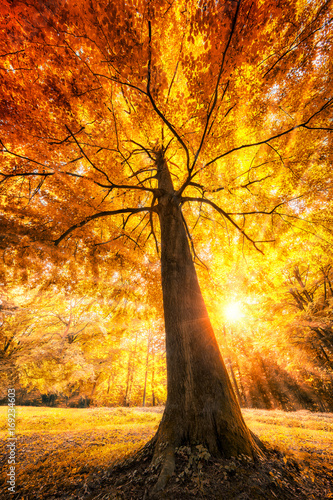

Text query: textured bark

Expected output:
[150,151,263,489]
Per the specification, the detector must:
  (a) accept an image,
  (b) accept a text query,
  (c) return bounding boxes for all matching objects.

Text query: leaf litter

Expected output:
[0,407,332,499]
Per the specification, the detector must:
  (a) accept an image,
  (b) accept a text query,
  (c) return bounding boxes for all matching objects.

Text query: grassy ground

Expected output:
[0,406,332,499]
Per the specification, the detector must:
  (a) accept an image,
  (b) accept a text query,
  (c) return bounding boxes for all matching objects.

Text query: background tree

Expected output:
[1,0,333,489]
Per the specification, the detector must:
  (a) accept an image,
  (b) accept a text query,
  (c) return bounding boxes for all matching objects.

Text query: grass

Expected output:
[0,406,332,499]
[0,405,162,434]
[0,406,163,499]
[242,408,333,464]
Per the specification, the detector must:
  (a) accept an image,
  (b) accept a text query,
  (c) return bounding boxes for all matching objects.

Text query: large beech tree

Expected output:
[1,0,333,489]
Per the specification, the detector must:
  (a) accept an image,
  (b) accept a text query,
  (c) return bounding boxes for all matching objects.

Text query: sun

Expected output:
[224,302,243,322]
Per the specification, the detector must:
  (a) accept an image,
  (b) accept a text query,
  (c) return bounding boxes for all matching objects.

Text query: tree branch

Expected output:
[0,171,54,184]
[240,174,272,190]
[147,20,190,171]
[93,72,148,96]
[263,12,333,78]
[191,0,241,173]
[0,139,53,168]
[181,196,264,253]
[54,207,153,246]
[65,125,112,184]
[0,167,156,194]
[187,97,333,183]
[227,194,305,215]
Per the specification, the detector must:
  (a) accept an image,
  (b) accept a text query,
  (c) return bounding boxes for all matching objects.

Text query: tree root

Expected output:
[108,425,265,496]
[151,444,175,495]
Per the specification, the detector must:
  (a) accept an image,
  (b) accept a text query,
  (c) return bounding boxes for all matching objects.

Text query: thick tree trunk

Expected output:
[150,150,264,491]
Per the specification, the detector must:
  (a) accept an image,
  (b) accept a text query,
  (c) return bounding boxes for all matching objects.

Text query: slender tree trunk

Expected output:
[123,331,138,406]
[151,341,156,407]
[124,354,131,407]
[226,358,242,406]
[90,373,101,401]
[143,329,151,407]
[150,150,264,491]
[235,359,248,407]
[222,325,242,405]
[90,382,97,399]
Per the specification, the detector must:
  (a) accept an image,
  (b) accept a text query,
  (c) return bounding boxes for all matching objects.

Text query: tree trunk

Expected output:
[151,340,156,406]
[150,150,264,491]
[143,329,151,407]
[235,359,248,407]
[226,358,242,406]
[222,325,242,405]
[123,354,131,407]
[123,331,138,406]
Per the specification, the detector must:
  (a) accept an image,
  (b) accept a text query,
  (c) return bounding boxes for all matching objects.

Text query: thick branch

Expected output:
[54,207,153,246]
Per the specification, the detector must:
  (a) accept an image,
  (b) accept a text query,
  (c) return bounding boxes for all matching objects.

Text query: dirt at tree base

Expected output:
[1,412,332,500]
[100,446,333,500]
[7,446,331,500]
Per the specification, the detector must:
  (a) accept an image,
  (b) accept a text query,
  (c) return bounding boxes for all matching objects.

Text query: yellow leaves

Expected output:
[1,2,333,410]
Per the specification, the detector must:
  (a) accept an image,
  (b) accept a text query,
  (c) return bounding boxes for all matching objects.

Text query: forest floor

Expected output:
[0,406,332,499]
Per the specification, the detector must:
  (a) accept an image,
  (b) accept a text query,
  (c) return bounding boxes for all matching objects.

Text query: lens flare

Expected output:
[224,302,243,322]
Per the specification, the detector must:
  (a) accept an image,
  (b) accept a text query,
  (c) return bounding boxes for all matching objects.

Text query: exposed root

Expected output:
[108,431,266,497]
[107,441,275,499]
[107,415,266,496]
[151,444,175,494]
[250,430,267,459]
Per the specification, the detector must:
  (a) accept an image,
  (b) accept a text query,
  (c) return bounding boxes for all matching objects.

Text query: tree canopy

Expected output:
[1,0,333,269]
[1,0,333,492]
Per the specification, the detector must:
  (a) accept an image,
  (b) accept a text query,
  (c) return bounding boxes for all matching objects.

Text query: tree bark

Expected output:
[149,150,264,490]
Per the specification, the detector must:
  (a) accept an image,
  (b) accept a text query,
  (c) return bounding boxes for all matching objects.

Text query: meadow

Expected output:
[0,406,332,499]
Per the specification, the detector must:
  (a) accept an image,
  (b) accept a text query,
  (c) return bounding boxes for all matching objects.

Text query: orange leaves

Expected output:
[0,0,332,285]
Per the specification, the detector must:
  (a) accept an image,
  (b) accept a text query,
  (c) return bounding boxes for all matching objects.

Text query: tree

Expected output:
[1,0,333,489]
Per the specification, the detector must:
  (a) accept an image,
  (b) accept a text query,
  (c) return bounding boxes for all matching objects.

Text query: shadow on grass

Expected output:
[0,407,332,499]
